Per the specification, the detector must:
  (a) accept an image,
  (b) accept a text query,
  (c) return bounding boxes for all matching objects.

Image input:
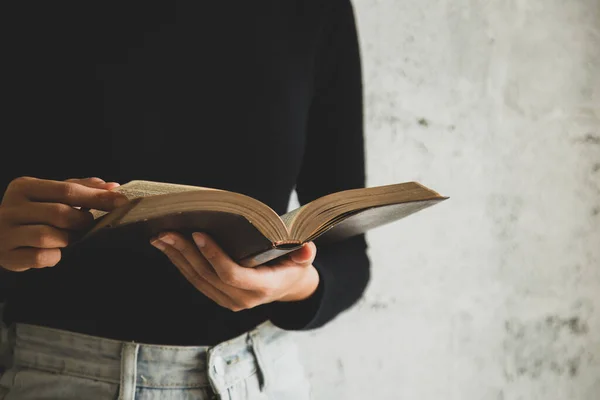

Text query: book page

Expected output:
[290,182,447,240]
[90,180,215,219]
[280,205,308,229]
[113,180,215,199]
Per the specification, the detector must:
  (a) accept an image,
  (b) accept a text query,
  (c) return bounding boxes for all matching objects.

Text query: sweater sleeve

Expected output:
[0,174,15,303]
[270,0,371,330]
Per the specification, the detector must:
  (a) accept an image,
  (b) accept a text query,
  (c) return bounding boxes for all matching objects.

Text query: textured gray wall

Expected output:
[294,1,600,399]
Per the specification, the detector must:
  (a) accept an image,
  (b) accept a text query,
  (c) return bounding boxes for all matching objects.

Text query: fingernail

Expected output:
[151,239,166,250]
[192,233,205,248]
[159,234,175,245]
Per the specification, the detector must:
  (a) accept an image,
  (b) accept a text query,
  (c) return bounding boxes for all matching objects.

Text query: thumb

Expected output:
[289,242,317,265]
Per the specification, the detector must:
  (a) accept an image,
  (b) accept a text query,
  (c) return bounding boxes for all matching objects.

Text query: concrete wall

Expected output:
[294,1,600,399]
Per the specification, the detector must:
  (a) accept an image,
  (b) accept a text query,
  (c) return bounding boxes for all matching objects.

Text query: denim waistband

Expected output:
[7,321,292,392]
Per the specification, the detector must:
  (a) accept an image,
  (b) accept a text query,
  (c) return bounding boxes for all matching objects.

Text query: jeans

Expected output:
[0,320,311,399]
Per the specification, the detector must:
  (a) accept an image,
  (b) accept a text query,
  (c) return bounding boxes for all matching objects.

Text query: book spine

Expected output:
[238,246,301,268]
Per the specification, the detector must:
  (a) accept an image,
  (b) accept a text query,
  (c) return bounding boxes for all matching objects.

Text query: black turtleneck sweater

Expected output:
[0,0,370,345]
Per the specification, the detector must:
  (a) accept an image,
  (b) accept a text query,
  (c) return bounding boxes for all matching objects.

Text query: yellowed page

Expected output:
[279,204,308,230]
[90,180,215,219]
[112,180,215,199]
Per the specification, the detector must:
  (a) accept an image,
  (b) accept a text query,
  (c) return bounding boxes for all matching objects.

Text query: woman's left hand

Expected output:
[150,232,320,311]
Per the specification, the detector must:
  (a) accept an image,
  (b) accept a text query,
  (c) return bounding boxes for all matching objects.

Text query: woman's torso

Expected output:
[1,1,324,345]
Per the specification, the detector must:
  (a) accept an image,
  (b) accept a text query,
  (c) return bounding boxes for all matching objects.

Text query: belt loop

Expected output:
[119,342,140,400]
[249,330,271,393]
[0,323,16,373]
[207,346,228,399]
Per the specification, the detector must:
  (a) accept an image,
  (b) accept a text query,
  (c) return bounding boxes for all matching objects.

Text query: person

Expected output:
[0,1,370,398]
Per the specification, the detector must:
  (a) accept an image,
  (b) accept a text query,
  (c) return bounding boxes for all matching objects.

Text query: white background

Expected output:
[293,1,600,399]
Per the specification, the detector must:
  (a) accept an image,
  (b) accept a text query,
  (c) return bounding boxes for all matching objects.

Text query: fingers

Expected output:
[176,262,242,311]
[156,232,221,284]
[0,176,122,272]
[148,232,319,310]
[156,232,259,297]
[192,232,265,290]
[0,203,94,231]
[3,177,128,211]
[150,237,240,310]
[1,225,70,250]
[0,247,61,271]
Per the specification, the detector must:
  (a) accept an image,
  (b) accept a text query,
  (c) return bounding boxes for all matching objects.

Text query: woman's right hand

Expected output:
[0,177,129,272]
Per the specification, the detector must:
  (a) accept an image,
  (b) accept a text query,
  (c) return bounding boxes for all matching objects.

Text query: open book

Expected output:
[78,180,447,267]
